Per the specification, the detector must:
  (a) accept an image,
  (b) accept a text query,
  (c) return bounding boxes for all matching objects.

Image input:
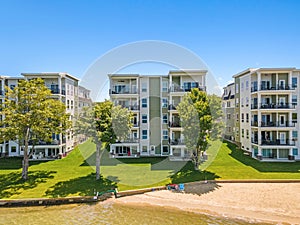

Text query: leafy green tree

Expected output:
[208,94,224,140]
[177,88,212,169]
[75,100,132,180]
[0,78,70,180]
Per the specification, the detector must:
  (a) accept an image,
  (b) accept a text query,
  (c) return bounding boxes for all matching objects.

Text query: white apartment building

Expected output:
[233,68,300,161]
[0,72,92,159]
[108,70,207,160]
[222,83,235,141]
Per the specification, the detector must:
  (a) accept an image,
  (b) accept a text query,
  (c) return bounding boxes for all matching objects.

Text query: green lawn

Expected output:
[0,140,299,199]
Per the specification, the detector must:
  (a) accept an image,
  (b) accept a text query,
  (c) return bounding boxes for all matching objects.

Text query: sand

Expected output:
[115,182,300,224]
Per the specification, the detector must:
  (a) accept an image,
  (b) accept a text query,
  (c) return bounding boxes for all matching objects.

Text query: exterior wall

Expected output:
[222,83,235,141]
[232,68,300,161]
[109,70,207,159]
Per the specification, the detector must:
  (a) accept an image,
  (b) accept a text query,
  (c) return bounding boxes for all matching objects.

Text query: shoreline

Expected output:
[114,182,300,224]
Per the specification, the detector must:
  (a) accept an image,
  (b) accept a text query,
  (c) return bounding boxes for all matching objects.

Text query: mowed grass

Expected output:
[0,139,300,199]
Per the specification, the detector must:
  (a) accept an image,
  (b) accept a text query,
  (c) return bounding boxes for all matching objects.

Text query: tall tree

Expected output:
[208,94,224,140]
[177,88,212,169]
[0,78,70,180]
[75,101,132,180]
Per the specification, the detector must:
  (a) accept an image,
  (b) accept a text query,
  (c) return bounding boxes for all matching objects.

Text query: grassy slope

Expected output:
[0,140,299,199]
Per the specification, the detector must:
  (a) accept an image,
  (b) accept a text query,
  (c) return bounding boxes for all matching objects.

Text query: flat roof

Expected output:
[21,72,79,81]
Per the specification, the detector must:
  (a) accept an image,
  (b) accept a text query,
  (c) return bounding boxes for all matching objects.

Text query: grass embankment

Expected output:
[0,140,299,199]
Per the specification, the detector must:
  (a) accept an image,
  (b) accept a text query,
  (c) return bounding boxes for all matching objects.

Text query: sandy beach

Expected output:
[115,182,300,224]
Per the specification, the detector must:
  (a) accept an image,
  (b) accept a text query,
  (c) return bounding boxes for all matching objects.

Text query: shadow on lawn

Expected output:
[45,173,117,198]
[226,141,300,173]
[171,162,220,184]
[0,157,48,170]
[0,170,56,199]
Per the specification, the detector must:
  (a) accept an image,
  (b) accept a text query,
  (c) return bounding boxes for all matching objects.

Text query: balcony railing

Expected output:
[251,104,258,109]
[28,140,61,146]
[119,105,140,110]
[0,90,4,96]
[251,121,258,126]
[251,138,258,144]
[169,86,206,93]
[115,138,139,143]
[260,103,295,109]
[168,104,178,110]
[169,121,181,127]
[50,89,66,95]
[109,88,138,94]
[260,121,295,127]
[169,139,185,145]
[251,87,258,92]
[132,122,139,127]
[261,139,295,146]
[260,84,295,91]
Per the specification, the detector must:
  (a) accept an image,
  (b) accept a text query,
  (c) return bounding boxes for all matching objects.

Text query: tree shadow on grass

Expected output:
[0,170,56,199]
[226,141,300,173]
[0,157,49,170]
[45,173,117,198]
[170,162,220,184]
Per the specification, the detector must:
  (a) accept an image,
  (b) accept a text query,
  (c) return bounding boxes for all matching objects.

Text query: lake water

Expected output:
[0,201,270,225]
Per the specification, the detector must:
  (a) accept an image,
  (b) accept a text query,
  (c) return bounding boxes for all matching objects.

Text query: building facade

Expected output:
[222,83,235,141]
[108,70,207,159]
[0,73,91,159]
[228,68,300,161]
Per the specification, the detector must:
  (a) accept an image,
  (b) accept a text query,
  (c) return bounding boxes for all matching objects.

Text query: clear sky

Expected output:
[1,0,300,93]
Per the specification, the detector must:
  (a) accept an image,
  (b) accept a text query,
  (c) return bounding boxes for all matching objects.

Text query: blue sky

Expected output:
[1,0,300,94]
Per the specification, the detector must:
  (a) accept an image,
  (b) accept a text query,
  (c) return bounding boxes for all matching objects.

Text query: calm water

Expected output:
[0,202,271,225]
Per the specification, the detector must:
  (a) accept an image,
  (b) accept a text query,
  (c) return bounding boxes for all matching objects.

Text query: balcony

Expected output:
[251,121,258,127]
[168,104,178,110]
[251,138,258,144]
[251,87,258,92]
[132,122,140,127]
[0,90,4,96]
[109,86,137,94]
[261,139,295,146]
[28,140,61,146]
[251,104,258,109]
[260,103,295,109]
[170,139,185,145]
[169,86,206,93]
[119,105,140,110]
[115,138,139,143]
[260,121,295,127]
[50,89,65,95]
[260,84,295,91]
[169,121,181,127]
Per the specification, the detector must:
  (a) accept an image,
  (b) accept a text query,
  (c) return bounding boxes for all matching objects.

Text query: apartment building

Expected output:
[108,70,207,159]
[231,68,300,161]
[222,83,235,141]
[0,72,92,159]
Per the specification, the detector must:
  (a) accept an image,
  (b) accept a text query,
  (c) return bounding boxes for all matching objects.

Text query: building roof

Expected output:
[21,72,79,81]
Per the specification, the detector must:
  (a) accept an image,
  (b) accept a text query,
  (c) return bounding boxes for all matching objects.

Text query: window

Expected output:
[241,82,244,91]
[162,146,169,153]
[246,97,249,106]
[293,148,298,156]
[236,114,239,121]
[236,98,239,107]
[142,114,147,123]
[162,114,168,124]
[246,129,249,139]
[235,84,239,93]
[241,113,244,122]
[11,146,16,153]
[142,83,147,92]
[162,98,168,108]
[142,146,148,152]
[292,131,298,139]
[292,113,297,123]
[142,98,147,108]
[183,82,198,91]
[162,81,168,92]
[163,130,168,140]
[292,95,297,106]
[246,113,249,123]
[246,81,249,90]
[292,77,297,88]
[67,100,70,109]
[142,130,148,139]
[227,101,230,107]
[242,129,244,138]
[241,98,244,107]
[10,85,15,90]
[71,100,73,109]
[227,114,231,119]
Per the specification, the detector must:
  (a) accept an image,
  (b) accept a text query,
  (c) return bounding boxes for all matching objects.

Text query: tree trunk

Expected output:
[95,143,101,180]
[22,128,30,180]
[194,148,201,170]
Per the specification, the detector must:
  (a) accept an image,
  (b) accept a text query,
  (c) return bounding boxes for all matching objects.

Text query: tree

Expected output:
[208,94,224,140]
[177,88,212,169]
[0,78,70,180]
[75,100,132,180]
